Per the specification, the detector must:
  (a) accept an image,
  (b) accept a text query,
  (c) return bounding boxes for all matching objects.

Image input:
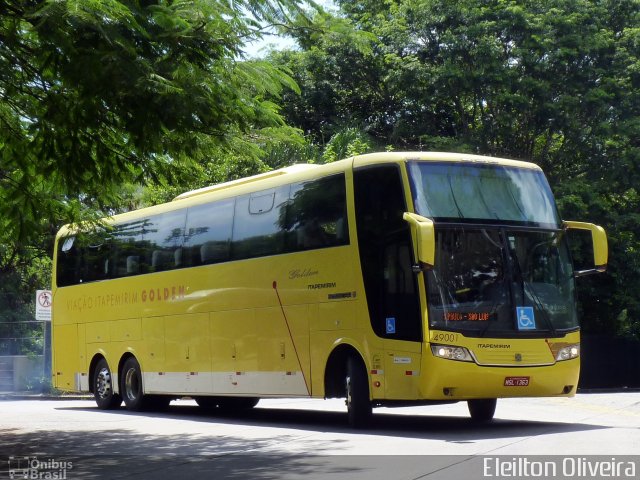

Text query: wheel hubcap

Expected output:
[345,375,352,409]
[124,368,139,402]
[96,368,112,399]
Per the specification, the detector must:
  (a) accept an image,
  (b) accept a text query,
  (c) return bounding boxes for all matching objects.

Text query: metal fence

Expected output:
[0,319,51,392]
[0,291,44,357]
[0,321,46,356]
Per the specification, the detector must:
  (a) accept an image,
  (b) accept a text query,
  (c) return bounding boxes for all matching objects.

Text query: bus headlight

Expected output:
[431,344,474,362]
[555,344,580,361]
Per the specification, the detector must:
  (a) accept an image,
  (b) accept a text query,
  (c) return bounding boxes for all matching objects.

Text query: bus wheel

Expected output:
[195,396,219,410]
[468,398,497,423]
[121,357,146,411]
[345,356,372,428]
[93,358,122,409]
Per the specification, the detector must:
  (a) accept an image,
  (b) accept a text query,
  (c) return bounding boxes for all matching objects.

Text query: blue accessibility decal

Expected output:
[516,307,536,330]
[386,317,396,334]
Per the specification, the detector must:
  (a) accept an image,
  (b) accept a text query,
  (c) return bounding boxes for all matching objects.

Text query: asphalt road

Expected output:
[1,393,639,479]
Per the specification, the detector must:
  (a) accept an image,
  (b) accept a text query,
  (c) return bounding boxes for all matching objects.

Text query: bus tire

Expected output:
[195,396,219,410]
[345,356,372,428]
[93,358,122,409]
[468,398,497,423]
[121,357,147,411]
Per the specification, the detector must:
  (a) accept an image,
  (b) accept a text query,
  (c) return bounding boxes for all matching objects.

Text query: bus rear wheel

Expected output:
[93,358,122,409]
[345,356,372,428]
[195,396,219,410]
[121,357,147,411]
[468,398,497,423]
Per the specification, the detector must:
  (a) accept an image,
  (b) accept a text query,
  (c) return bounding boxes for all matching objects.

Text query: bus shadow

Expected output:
[56,402,608,442]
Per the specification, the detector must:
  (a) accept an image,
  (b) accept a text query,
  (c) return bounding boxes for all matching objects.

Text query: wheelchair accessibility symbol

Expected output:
[386,317,396,334]
[516,307,536,330]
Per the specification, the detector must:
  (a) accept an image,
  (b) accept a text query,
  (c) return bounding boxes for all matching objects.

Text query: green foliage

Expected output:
[322,127,374,163]
[2,0,639,343]
[0,0,314,335]
[0,0,309,244]
[267,15,383,144]
[274,0,640,339]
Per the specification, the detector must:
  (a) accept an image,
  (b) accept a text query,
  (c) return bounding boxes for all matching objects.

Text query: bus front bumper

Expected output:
[418,354,580,400]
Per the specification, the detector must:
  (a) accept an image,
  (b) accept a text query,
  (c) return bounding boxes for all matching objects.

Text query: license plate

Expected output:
[504,376,530,386]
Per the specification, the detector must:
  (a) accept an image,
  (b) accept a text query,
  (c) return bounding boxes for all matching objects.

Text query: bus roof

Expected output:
[56,151,540,238]
[173,164,320,201]
[350,151,540,170]
[174,152,539,201]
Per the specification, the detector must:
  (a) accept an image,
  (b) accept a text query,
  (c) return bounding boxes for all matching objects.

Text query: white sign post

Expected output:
[36,290,52,321]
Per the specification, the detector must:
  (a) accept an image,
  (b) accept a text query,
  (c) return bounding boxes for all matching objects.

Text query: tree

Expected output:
[274,0,640,338]
[1,0,309,238]
[0,0,311,333]
[268,11,382,144]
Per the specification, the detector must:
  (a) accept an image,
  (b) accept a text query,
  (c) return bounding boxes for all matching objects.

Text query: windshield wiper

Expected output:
[447,175,465,218]
[477,229,505,337]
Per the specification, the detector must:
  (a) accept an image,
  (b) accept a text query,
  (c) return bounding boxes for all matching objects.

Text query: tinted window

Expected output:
[109,220,149,276]
[145,210,186,271]
[81,229,111,282]
[183,198,234,266]
[56,173,350,287]
[231,186,290,260]
[354,165,422,342]
[57,236,80,287]
[56,230,110,286]
[284,174,349,252]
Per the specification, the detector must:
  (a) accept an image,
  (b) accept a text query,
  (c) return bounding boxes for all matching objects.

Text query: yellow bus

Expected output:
[51,152,608,427]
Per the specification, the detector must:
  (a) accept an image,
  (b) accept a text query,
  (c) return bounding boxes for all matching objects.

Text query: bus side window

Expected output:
[183,198,234,267]
[151,250,174,271]
[174,248,183,268]
[111,220,146,277]
[200,242,229,264]
[285,174,349,252]
[126,256,140,275]
[231,186,290,260]
[57,236,80,287]
[144,210,186,272]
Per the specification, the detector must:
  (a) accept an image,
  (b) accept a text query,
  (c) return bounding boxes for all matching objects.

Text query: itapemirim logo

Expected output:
[7,456,73,479]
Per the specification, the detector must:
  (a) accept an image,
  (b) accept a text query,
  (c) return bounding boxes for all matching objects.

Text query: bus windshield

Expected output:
[408,162,560,228]
[408,162,576,336]
[425,227,577,336]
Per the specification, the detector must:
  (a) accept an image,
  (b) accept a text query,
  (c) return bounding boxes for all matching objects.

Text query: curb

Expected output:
[0,393,93,401]
[577,387,640,394]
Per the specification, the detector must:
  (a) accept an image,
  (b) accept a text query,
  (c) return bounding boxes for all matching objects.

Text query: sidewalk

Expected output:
[0,391,93,401]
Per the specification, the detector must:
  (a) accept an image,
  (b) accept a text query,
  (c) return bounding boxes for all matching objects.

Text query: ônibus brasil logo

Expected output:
[7,457,73,479]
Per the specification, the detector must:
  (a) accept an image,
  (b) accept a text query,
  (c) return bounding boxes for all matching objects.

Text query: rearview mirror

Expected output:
[563,221,608,276]
[403,212,435,270]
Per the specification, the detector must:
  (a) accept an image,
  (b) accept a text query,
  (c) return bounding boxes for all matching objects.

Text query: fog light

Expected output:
[431,344,474,362]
